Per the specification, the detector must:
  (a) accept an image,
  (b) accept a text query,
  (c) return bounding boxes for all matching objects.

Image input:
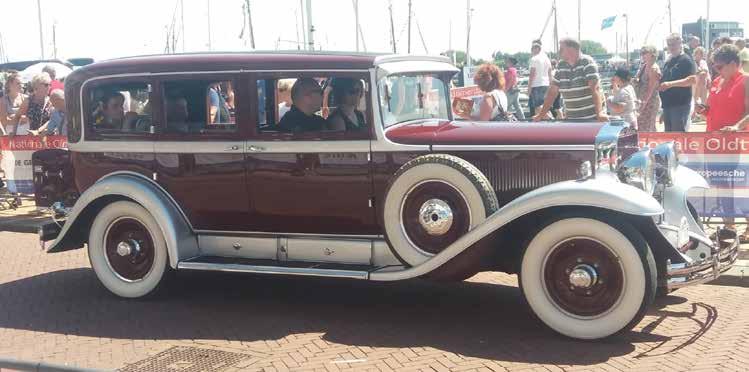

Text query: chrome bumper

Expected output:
[666,229,740,289]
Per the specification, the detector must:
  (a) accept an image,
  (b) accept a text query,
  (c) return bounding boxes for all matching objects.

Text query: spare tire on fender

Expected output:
[381,154,499,280]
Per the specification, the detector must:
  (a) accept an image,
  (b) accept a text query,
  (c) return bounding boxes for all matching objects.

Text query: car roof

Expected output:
[64,52,456,87]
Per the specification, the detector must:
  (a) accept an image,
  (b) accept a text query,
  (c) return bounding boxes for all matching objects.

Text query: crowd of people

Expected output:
[464,33,749,134]
[0,65,66,137]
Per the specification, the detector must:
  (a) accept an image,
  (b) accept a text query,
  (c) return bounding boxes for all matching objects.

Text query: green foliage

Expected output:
[580,40,608,56]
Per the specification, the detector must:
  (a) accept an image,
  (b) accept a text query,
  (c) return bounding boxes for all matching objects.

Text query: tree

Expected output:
[440,50,485,68]
[492,51,532,68]
[581,40,608,56]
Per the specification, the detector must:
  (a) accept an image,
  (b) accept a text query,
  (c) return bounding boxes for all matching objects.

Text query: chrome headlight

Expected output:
[652,141,679,186]
[617,149,656,194]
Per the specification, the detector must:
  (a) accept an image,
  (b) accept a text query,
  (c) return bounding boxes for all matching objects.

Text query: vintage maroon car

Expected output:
[36,52,737,340]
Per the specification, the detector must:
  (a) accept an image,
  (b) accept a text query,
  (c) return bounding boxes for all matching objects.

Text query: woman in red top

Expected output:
[698,44,749,131]
[696,44,749,240]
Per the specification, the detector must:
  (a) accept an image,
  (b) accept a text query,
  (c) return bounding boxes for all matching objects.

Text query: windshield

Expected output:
[378,74,450,127]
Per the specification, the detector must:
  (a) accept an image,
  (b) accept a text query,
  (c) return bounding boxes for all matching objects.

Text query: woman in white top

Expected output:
[453,63,509,121]
[607,68,638,128]
[0,72,28,135]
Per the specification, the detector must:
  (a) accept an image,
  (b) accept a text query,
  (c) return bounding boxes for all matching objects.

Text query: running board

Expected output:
[177,256,375,279]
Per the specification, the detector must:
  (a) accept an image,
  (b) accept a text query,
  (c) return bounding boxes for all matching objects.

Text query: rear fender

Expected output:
[370,178,663,281]
[46,172,197,269]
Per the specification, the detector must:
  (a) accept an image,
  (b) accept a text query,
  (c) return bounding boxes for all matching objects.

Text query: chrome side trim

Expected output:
[286,238,372,265]
[198,235,278,260]
[431,145,595,152]
[69,141,155,153]
[194,229,384,240]
[177,261,369,279]
[370,178,663,281]
[244,140,370,154]
[155,141,246,154]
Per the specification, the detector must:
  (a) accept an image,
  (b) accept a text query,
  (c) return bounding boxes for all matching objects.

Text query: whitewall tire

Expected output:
[382,154,498,266]
[520,217,656,340]
[88,201,169,298]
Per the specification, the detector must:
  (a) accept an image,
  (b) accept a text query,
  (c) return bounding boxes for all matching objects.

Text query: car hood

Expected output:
[384,119,606,146]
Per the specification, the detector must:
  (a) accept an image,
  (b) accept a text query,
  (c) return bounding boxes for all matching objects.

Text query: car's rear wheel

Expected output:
[88,201,168,298]
[382,154,498,280]
[520,216,656,339]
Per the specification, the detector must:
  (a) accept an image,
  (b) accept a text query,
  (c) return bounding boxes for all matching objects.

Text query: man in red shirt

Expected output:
[504,57,525,119]
[42,65,64,95]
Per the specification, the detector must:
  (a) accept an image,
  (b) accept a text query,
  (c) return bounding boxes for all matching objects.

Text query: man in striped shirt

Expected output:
[533,38,609,122]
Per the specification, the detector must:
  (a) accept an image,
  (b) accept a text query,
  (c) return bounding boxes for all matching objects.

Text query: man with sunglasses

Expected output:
[659,33,697,132]
[277,77,328,133]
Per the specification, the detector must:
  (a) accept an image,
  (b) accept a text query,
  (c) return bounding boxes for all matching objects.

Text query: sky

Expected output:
[0,0,746,63]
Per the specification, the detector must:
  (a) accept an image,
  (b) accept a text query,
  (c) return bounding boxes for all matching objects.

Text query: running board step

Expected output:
[177,256,375,279]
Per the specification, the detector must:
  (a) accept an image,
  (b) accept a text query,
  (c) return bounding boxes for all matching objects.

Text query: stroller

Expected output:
[0,166,22,210]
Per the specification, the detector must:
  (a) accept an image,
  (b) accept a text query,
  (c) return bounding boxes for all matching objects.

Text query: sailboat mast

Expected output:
[407,0,412,53]
[466,0,472,71]
[246,0,256,49]
[577,0,581,41]
[207,0,212,51]
[354,0,360,52]
[388,1,397,53]
[37,0,44,59]
[553,0,559,56]
[52,21,57,59]
[306,0,314,50]
[181,0,185,51]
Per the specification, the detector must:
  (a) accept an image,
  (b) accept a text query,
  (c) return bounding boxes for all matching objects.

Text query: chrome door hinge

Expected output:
[368,197,374,208]
[152,172,158,181]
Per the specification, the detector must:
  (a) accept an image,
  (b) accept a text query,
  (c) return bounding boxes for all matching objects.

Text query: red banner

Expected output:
[450,86,482,99]
[0,135,68,151]
[639,132,749,155]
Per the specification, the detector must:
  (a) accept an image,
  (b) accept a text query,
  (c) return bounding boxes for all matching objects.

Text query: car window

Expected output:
[254,74,370,139]
[87,82,152,135]
[162,79,236,135]
[378,74,450,127]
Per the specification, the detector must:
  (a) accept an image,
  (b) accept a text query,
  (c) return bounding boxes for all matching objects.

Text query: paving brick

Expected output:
[2,231,749,371]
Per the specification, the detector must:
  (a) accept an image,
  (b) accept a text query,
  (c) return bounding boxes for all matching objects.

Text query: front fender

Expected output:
[46,173,197,269]
[370,178,663,281]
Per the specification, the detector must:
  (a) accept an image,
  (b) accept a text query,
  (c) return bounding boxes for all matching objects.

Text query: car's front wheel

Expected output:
[520,216,656,340]
[88,201,169,298]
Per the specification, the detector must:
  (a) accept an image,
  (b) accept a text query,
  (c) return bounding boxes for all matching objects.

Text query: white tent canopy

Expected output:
[19,62,73,83]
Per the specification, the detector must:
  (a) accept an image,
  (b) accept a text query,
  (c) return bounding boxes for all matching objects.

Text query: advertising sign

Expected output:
[0,136,68,194]
[640,132,749,218]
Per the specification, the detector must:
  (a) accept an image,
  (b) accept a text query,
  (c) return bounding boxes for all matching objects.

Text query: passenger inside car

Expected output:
[165,94,189,129]
[328,78,366,131]
[277,78,328,133]
[93,91,138,131]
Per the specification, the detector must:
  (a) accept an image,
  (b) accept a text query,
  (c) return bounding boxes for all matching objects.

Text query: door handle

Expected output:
[247,145,266,152]
[225,145,240,151]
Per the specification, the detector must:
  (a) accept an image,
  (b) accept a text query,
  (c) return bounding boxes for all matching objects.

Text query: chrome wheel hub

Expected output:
[568,264,598,289]
[115,239,140,257]
[418,199,453,236]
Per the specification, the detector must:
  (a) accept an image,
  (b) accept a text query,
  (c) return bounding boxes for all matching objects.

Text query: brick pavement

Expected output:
[1,231,749,372]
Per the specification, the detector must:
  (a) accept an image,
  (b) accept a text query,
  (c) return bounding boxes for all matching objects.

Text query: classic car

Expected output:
[35,52,738,340]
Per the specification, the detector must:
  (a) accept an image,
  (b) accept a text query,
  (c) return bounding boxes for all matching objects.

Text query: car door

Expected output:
[244,72,376,236]
[153,74,252,231]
